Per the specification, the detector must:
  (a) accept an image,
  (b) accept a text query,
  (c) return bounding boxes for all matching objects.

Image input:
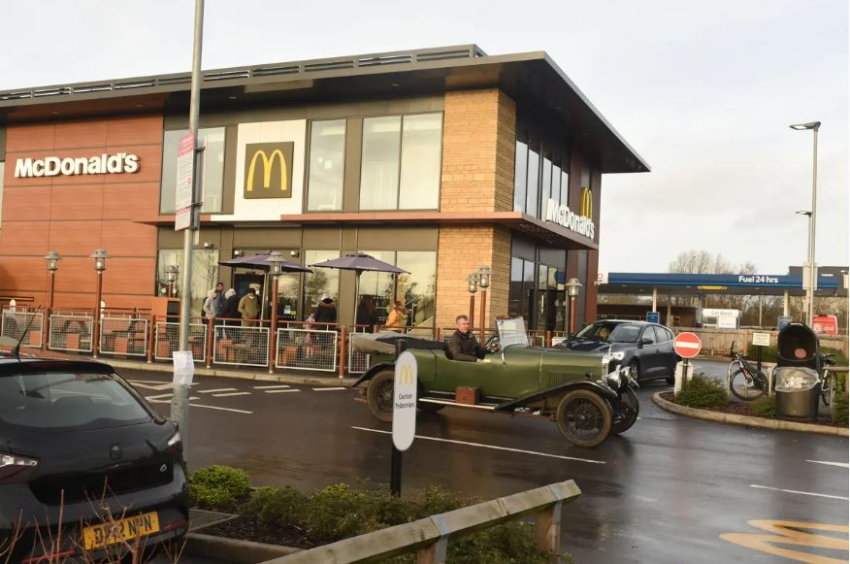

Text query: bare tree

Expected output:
[668,250,736,274]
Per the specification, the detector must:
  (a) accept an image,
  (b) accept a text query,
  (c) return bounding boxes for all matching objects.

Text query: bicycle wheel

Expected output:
[821,370,834,407]
[729,368,765,401]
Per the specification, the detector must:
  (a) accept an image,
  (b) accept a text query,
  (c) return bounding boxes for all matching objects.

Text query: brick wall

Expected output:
[441,89,516,212]
[436,226,511,329]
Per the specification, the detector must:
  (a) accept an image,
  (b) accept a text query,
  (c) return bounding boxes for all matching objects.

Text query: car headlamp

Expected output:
[167,431,181,448]
[611,351,625,361]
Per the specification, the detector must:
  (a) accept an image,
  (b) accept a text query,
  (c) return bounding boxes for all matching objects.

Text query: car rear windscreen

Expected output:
[0,371,152,430]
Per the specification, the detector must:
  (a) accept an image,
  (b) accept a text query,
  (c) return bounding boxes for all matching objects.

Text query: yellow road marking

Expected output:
[721,520,849,564]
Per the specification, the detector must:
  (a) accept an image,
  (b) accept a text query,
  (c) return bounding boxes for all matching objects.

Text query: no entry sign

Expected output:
[674,332,702,359]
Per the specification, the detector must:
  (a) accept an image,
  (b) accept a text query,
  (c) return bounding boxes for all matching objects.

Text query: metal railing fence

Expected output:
[48,314,94,353]
[275,328,338,372]
[1,311,44,348]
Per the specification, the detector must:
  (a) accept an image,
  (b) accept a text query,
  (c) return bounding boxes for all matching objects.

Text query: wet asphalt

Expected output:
[127,360,849,564]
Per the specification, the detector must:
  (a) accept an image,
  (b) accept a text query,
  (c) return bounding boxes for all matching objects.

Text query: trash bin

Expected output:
[774,367,820,422]
[775,322,822,422]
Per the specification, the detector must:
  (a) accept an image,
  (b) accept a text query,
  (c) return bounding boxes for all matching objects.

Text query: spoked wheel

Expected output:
[728,369,766,401]
[556,390,613,448]
[611,387,639,435]
[366,370,395,423]
[821,370,835,407]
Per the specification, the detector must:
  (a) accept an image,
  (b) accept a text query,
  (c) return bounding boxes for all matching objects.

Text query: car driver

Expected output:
[448,315,487,362]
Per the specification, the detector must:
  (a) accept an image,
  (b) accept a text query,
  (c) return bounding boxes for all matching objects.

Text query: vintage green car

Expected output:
[352,318,639,448]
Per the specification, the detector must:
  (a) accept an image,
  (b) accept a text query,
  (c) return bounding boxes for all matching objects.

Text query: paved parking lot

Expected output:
[120,362,848,564]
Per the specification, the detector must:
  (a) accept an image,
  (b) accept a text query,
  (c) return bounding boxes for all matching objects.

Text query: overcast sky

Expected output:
[2,0,847,275]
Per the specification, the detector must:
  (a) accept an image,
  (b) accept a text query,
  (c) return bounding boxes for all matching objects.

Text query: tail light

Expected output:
[0,453,39,483]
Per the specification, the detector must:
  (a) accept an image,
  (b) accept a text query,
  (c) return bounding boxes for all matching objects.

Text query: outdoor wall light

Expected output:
[467,274,479,294]
[45,251,62,272]
[795,210,812,216]
[266,251,287,276]
[290,250,300,258]
[566,278,582,298]
[234,250,243,257]
[165,265,179,283]
[91,249,109,272]
[203,242,214,249]
[477,267,493,289]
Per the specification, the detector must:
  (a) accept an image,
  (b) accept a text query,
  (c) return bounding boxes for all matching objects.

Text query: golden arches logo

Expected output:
[397,365,415,386]
[247,149,286,192]
[243,142,293,199]
[580,187,593,218]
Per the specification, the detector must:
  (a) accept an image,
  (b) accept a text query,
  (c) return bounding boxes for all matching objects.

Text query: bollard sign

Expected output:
[392,351,418,451]
[673,332,702,359]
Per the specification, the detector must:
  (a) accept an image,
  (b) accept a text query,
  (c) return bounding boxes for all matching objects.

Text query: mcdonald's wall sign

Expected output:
[543,187,596,240]
[243,142,294,199]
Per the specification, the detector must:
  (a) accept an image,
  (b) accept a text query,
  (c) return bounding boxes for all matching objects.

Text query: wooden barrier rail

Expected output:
[264,480,581,564]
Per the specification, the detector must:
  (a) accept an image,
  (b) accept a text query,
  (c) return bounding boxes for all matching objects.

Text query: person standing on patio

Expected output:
[312,295,337,331]
[356,296,379,333]
[213,282,226,317]
[238,288,260,327]
[202,290,217,321]
[384,300,407,331]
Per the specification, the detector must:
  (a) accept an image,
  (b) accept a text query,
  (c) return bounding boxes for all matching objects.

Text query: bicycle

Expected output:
[820,353,837,406]
[728,352,769,401]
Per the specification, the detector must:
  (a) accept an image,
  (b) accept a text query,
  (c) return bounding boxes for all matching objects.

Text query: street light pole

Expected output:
[467,274,478,331]
[565,278,582,334]
[173,0,205,460]
[477,267,492,342]
[44,251,61,350]
[265,252,286,374]
[790,121,821,327]
[90,250,108,358]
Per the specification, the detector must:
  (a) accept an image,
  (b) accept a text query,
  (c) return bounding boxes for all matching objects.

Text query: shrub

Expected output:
[675,374,729,408]
[304,484,370,541]
[190,465,251,511]
[241,486,308,528]
[750,395,776,419]
[833,391,849,425]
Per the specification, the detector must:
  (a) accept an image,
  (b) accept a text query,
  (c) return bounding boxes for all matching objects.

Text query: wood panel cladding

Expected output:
[0,115,163,309]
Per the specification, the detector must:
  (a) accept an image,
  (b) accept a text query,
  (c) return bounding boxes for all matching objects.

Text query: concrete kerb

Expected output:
[185,533,300,563]
[106,358,358,388]
[652,392,848,437]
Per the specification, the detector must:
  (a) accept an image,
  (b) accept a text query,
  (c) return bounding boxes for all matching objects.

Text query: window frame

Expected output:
[359,112,443,212]
[306,119,348,213]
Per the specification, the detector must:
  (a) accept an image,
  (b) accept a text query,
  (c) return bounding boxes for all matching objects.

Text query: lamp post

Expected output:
[477,267,493,341]
[265,251,286,374]
[467,274,478,331]
[790,121,820,327]
[44,251,61,349]
[565,278,582,334]
[795,209,813,323]
[165,265,179,298]
[91,249,108,358]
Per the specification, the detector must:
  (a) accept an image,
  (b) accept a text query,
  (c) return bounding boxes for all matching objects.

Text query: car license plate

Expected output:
[83,511,160,550]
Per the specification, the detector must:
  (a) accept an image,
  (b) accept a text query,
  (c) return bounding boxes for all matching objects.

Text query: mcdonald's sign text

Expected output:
[392,351,418,451]
[243,142,294,199]
[544,189,596,240]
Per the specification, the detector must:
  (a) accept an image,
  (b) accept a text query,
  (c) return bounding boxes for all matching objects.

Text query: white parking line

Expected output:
[145,393,173,400]
[199,388,238,394]
[265,389,301,394]
[750,484,849,501]
[313,387,347,391]
[351,427,606,465]
[212,391,252,398]
[190,403,253,415]
[148,397,199,403]
[806,460,850,469]
[254,384,291,389]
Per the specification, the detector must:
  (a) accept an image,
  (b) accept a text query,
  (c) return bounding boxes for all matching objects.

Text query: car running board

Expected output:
[419,397,499,411]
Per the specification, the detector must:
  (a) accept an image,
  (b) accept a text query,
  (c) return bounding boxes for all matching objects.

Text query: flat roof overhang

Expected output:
[278,211,597,251]
[0,45,648,174]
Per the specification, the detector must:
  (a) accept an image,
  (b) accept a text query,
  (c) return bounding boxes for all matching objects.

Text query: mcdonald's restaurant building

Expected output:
[0,45,648,332]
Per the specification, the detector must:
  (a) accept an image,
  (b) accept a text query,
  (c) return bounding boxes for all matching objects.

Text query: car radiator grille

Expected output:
[30,459,174,505]
[543,372,574,388]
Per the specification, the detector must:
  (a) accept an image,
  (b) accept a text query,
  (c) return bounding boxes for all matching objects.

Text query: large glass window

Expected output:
[525,145,539,217]
[160,128,226,214]
[508,257,524,318]
[560,169,569,208]
[157,249,220,316]
[541,158,552,217]
[360,114,442,211]
[399,114,442,209]
[356,250,437,329]
[303,250,340,320]
[513,141,527,212]
[396,251,436,329]
[275,272,302,321]
[551,164,561,204]
[307,120,346,211]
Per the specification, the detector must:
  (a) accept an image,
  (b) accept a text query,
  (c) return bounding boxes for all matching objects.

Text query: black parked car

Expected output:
[0,357,188,562]
[556,320,679,384]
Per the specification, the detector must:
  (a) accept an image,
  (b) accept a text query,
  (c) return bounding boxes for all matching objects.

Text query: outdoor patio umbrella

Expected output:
[308,252,409,326]
[218,252,311,320]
